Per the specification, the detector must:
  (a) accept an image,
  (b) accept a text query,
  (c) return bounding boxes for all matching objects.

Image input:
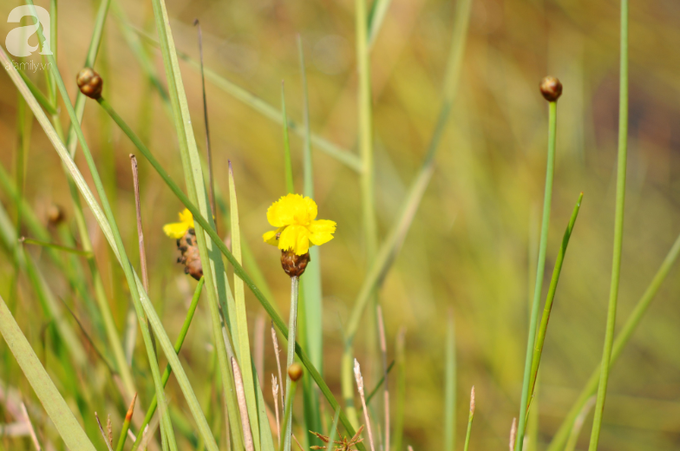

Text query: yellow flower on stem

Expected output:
[163,208,195,239]
[263,194,336,256]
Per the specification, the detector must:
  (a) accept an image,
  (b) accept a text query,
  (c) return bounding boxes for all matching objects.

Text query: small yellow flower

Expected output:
[263,194,336,256]
[163,208,195,239]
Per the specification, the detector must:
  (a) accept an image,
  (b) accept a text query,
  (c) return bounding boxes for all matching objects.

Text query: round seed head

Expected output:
[540,76,562,102]
[76,67,103,100]
[288,363,303,382]
[280,250,310,278]
[47,204,65,226]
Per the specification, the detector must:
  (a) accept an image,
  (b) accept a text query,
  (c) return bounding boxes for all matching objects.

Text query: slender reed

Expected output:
[463,387,475,451]
[273,375,281,448]
[444,310,457,451]
[509,418,517,451]
[588,1,628,449]
[377,305,390,451]
[272,323,285,405]
[114,393,137,451]
[284,276,300,451]
[232,357,255,451]
[515,78,561,451]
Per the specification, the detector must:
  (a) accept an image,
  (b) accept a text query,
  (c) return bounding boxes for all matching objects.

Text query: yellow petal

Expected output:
[178,208,194,228]
[308,219,336,246]
[278,224,310,255]
[262,227,284,246]
[163,222,189,239]
[266,194,317,227]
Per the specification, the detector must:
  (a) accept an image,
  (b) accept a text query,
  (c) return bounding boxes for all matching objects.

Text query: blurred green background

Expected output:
[1,0,680,450]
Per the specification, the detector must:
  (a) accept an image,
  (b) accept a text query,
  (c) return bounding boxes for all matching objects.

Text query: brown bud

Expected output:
[47,204,65,226]
[76,67,103,100]
[539,76,562,102]
[287,363,303,382]
[177,228,203,280]
[280,250,310,278]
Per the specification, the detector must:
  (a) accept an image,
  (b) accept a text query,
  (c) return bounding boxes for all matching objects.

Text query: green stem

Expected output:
[589,1,629,447]
[515,100,557,451]
[462,388,475,451]
[130,278,205,451]
[527,193,584,405]
[280,379,298,451]
[284,276,299,451]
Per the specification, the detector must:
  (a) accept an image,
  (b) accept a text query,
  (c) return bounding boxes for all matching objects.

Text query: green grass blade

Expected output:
[16,69,57,115]
[367,0,394,49]
[280,83,294,194]
[462,387,475,451]
[229,162,263,450]
[516,99,558,451]
[392,328,406,451]
[444,312,456,451]
[0,293,97,451]
[564,397,596,451]
[20,237,93,257]
[588,1,628,449]
[527,193,584,404]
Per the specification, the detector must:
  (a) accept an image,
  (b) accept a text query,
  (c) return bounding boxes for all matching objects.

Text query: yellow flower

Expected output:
[163,208,195,239]
[263,194,336,256]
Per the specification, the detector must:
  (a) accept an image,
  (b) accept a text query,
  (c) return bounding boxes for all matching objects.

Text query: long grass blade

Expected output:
[444,311,456,451]
[0,294,97,451]
[588,1,628,448]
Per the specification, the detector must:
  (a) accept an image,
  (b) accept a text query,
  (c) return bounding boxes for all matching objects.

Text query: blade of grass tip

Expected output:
[3,29,178,451]
[130,277,206,451]
[0,294,97,450]
[367,0,394,49]
[93,84,364,451]
[115,393,137,451]
[509,418,517,451]
[20,402,42,451]
[463,387,475,451]
[354,360,376,451]
[546,232,680,451]
[297,37,323,446]
[281,82,295,194]
[229,162,263,448]
[527,193,583,406]
[194,19,217,229]
[376,305,389,451]
[588,2,628,449]
[326,408,341,451]
[19,238,93,257]
[515,80,561,451]
[232,358,255,451]
[444,310,456,451]
[564,396,596,451]
[147,0,244,448]
[118,20,362,172]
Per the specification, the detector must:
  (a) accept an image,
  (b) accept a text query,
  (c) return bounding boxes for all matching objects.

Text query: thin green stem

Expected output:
[516,100,557,451]
[588,2,628,448]
[130,278,205,451]
[528,193,584,405]
[462,387,475,451]
[281,82,294,194]
[284,276,299,451]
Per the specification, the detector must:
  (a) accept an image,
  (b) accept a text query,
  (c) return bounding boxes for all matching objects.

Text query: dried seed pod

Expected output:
[287,363,303,382]
[539,76,562,102]
[280,250,310,278]
[176,228,203,280]
[47,204,65,226]
[76,67,103,100]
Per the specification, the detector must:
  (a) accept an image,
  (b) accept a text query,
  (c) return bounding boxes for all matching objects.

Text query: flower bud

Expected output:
[280,250,310,278]
[47,204,65,226]
[539,76,562,102]
[287,363,303,382]
[76,67,103,100]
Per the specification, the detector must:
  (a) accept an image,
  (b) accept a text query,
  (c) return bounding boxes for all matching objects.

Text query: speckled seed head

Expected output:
[280,250,310,278]
[540,76,562,102]
[76,67,103,99]
[288,363,303,382]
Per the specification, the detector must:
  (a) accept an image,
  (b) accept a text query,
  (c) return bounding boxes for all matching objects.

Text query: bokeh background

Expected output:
[1,0,680,450]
